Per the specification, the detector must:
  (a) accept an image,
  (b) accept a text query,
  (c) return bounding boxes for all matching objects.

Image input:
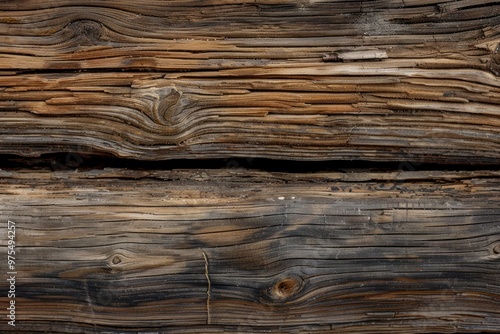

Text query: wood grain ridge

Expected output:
[1,0,500,163]
[0,168,499,333]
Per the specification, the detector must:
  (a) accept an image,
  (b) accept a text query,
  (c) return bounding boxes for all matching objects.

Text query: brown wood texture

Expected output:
[1,0,500,163]
[0,168,499,333]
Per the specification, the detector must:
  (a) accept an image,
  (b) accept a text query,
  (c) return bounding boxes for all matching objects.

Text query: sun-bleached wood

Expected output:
[1,0,500,163]
[0,169,499,333]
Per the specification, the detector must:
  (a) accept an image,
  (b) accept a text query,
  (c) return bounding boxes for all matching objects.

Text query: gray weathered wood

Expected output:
[0,169,499,333]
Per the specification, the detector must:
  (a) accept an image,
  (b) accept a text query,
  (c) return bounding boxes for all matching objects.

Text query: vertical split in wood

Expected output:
[200,248,211,324]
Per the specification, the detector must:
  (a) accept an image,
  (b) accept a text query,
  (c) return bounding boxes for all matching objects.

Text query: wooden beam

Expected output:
[1,168,499,332]
[1,1,500,163]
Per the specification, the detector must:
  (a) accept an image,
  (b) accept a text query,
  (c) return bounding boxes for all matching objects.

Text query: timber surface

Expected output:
[0,168,499,333]
[1,0,500,163]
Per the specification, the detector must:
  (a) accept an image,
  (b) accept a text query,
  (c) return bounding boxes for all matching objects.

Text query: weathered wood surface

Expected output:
[1,0,500,163]
[0,168,499,333]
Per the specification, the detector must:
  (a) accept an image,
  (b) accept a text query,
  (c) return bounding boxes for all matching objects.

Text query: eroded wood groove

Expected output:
[0,169,499,333]
[0,0,499,163]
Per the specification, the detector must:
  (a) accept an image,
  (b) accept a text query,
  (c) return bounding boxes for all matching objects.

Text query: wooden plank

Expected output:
[1,0,500,162]
[0,168,499,333]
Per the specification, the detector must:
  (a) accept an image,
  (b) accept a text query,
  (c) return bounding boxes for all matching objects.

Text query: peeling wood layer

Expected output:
[0,0,499,162]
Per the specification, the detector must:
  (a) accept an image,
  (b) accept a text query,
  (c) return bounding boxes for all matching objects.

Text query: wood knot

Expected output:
[106,253,125,270]
[490,44,500,76]
[493,243,500,255]
[141,86,183,126]
[67,19,103,45]
[264,274,304,302]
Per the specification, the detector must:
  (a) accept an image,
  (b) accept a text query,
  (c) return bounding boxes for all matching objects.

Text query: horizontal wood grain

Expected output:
[0,168,499,333]
[1,0,500,162]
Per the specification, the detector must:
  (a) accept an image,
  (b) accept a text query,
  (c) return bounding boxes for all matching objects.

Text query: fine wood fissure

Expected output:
[200,248,212,325]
